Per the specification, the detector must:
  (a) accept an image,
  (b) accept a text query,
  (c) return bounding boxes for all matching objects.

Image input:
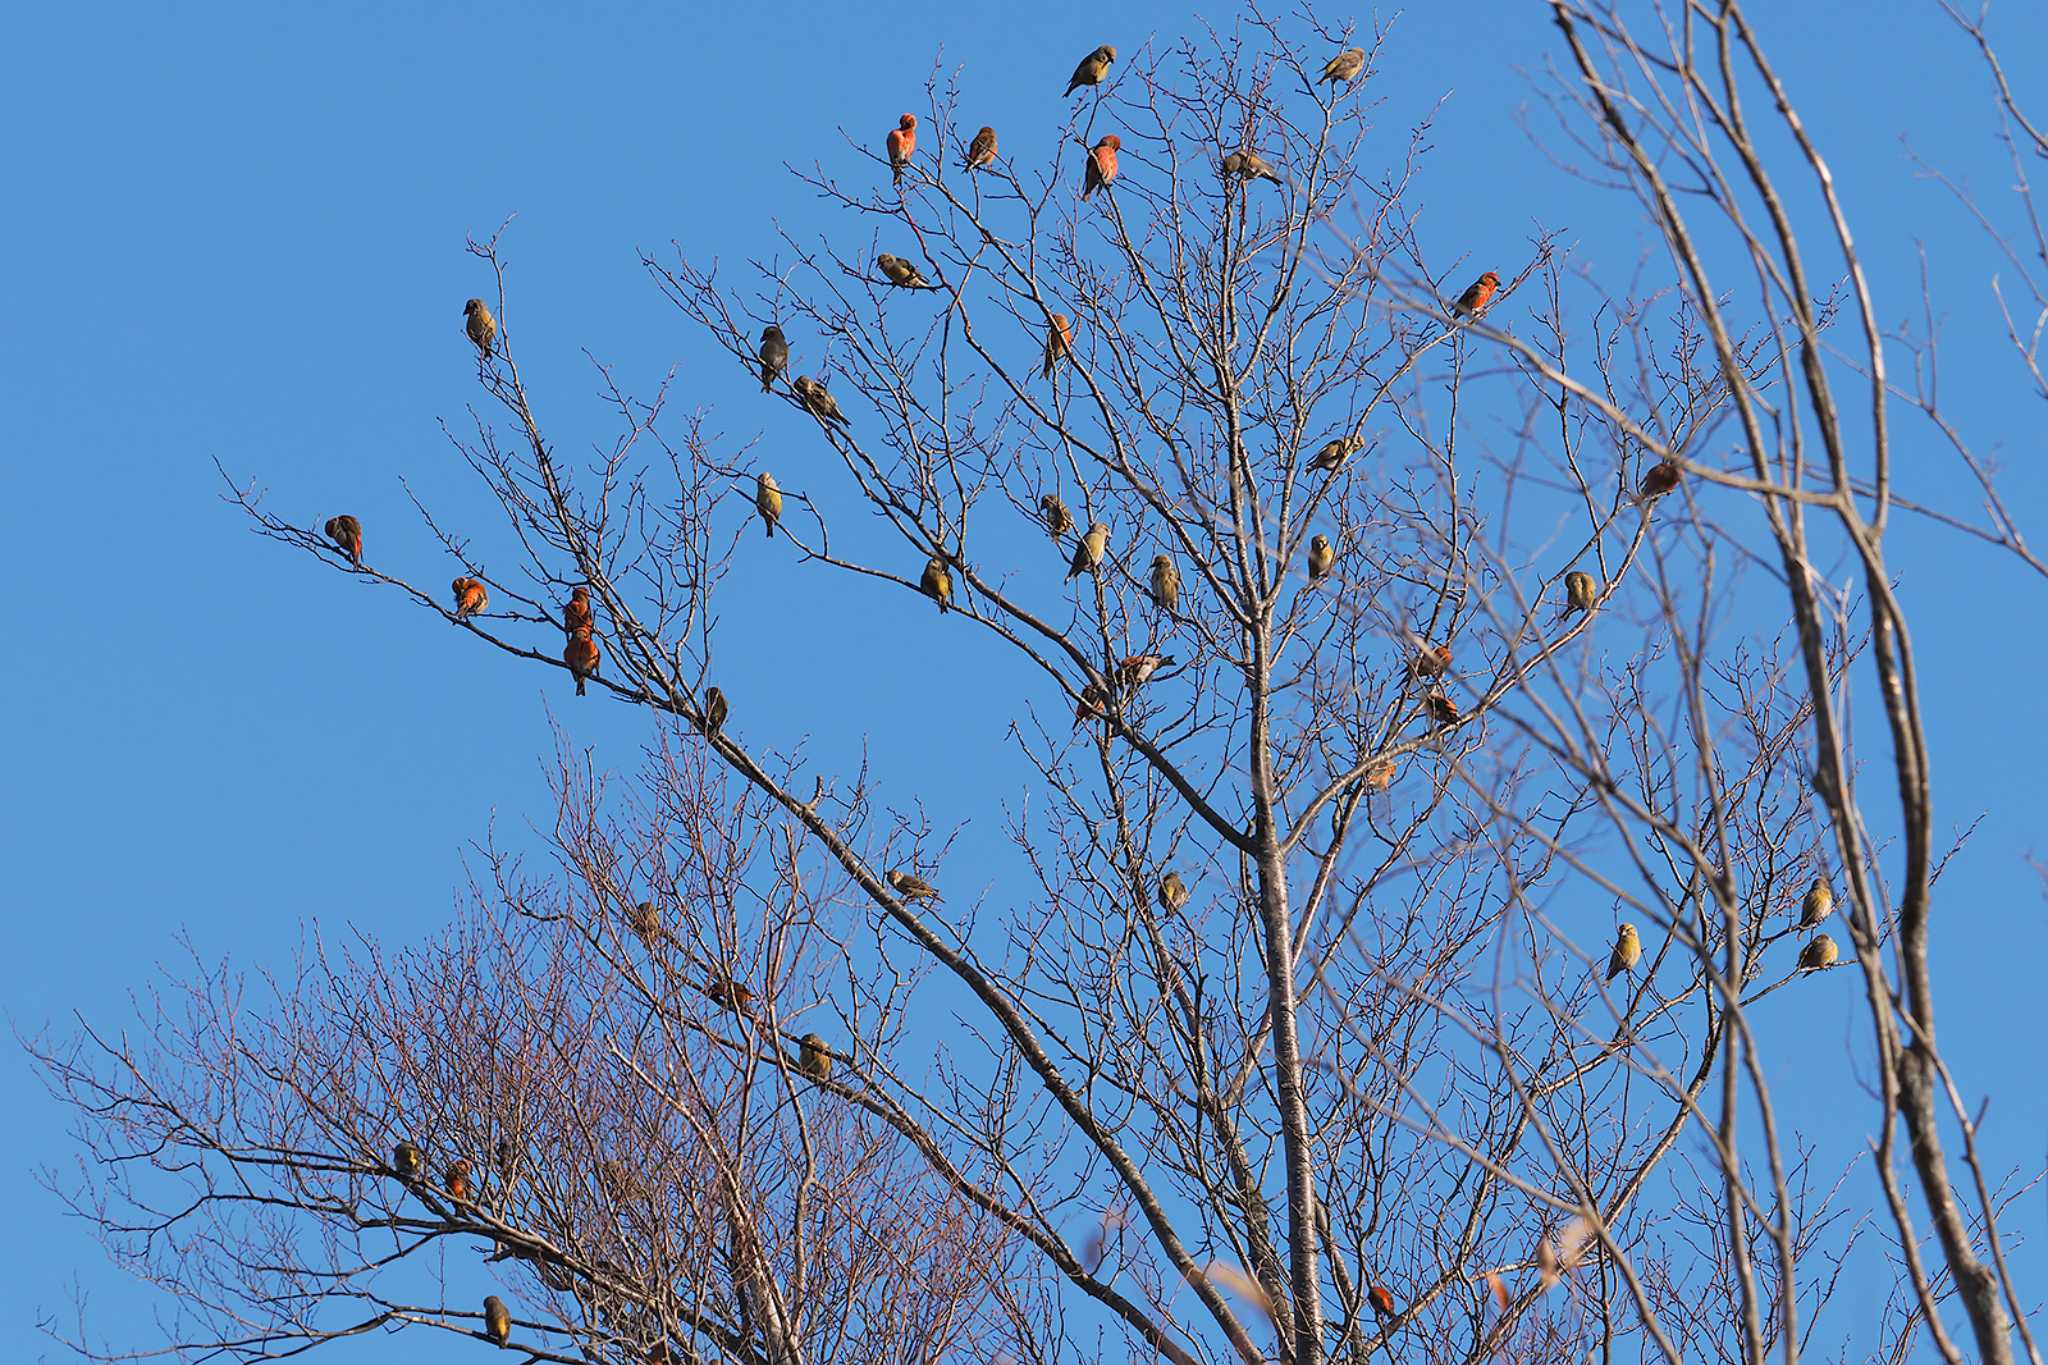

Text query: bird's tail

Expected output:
[575,675,587,697]
[760,366,773,393]
[764,519,774,539]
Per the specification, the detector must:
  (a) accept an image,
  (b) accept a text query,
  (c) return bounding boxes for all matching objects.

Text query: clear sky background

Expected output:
[6,1,2046,1359]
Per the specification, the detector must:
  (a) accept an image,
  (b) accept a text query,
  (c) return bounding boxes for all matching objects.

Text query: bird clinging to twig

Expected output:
[325,515,362,567]
[1425,693,1460,727]
[1607,923,1641,980]
[1411,642,1452,679]
[1220,148,1280,183]
[1082,134,1121,198]
[1117,652,1173,691]
[1798,934,1838,972]
[1150,554,1180,613]
[452,577,488,617]
[392,1139,424,1179]
[798,1033,833,1081]
[1798,879,1834,929]
[1322,47,1367,86]
[1043,312,1074,379]
[793,375,852,427]
[1639,459,1682,503]
[757,325,788,393]
[1561,570,1595,619]
[1307,534,1335,582]
[564,628,600,697]
[702,686,728,739]
[446,1158,474,1203]
[887,869,941,903]
[629,900,661,945]
[482,1294,511,1348]
[464,298,496,358]
[1451,271,1500,319]
[877,253,935,289]
[706,976,754,1013]
[563,585,593,635]
[885,113,917,185]
[964,125,998,172]
[1067,522,1110,581]
[1306,433,1365,473]
[755,471,782,539]
[1064,43,1117,96]
[920,555,953,613]
[1158,870,1190,913]
[1040,492,1074,540]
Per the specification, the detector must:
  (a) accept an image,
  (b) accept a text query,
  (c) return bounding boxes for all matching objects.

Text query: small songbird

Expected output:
[464,298,496,358]
[887,869,940,903]
[920,555,953,613]
[1322,47,1367,86]
[1067,522,1110,580]
[755,471,782,539]
[707,976,754,1012]
[1040,492,1074,539]
[1426,693,1459,726]
[798,1033,833,1081]
[1306,433,1366,472]
[1363,759,1398,791]
[1798,879,1834,929]
[794,375,852,427]
[565,627,600,697]
[1562,570,1595,618]
[1064,44,1117,96]
[1158,870,1189,913]
[886,113,917,185]
[1082,134,1121,199]
[563,586,594,635]
[1150,554,1180,613]
[702,686,728,738]
[1798,934,1838,972]
[877,253,934,289]
[964,125,999,172]
[758,324,788,393]
[1075,677,1111,726]
[1411,643,1452,679]
[1367,1282,1397,1322]
[483,1294,511,1347]
[629,900,661,944]
[1220,149,1280,183]
[1043,312,1074,379]
[1639,459,1682,501]
[1607,923,1642,980]
[1307,534,1335,582]
[1118,652,1173,690]
[392,1139,424,1179]
[1451,271,1500,319]
[325,514,363,567]
[446,1158,474,1203]
[452,577,489,617]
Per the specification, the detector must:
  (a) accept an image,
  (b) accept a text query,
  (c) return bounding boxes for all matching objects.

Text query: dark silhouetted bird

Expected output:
[758,325,788,392]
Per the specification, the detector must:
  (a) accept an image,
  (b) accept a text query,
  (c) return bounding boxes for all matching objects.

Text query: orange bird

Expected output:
[1426,694,1460,727]
[1116,652,1173,691]
[565,628,600,696]
[886,113,917,185]
[1368,1281,1397,1322]
[446,1158,473,1203]
[1363,759,1398,791]
[1451,270,1500,319]
[563,586,594,635]
[964,125,998,172]
[1639,459,1682,501]
[1411,643,1452,679]
[324,515,362,567]
[1042,312,1074,379]
[1082,134,1121,199]
[451,577,489,617]
[1074,677,1111,727]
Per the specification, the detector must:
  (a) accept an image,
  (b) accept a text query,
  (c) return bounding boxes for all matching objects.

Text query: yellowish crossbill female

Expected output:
[798,1033,833,1081]
[1158,870,1189,913]
[464,298,496,358]
[1067,522,1109,580]
[1064,44,1116,96]
[1563,570,1595,617]
[483,1294,511,1347]
[703,686,728,738]
[877,253,934,289]
[755,471,782,538]
[1041,493,1073,539]
[1220,149,1280,183]
[1307,433,1365,473]
[1798,934,1838,972]
[393,1139,424,1179]
[887,869,940,903]
[1308,534,1335,581]
[1607,923,1641,980]
[1150,553,1180,612]
[1798,879,1833,929]
[920,556,952,613]
[1322,47,1366,85]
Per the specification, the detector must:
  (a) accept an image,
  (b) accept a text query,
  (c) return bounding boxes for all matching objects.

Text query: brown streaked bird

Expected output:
[1307,534,1335,582]
[1040,492,1074,540]
[1607,922,1641,980]
[1451,270,1500,319]
[1798,879,1834,929]
[1075,677,1111,726]
[325,514,363,567]
[706,976,755,1012]
[1067,522,1110,581]
[1042,311,1074,379]
[483,1294,511,1348]
[1322,46,1367,86]
[887,869,940,903]
[964,125,998,172]
[563,585,594,635]
[1150,553,1180,613]
[629,900,661,945]
[1064,43,1117,96]
[1411,643,1452,679]
[1639,459,1682,502]
[886,112,917,185]
[1426,693,1460,727]
[1220,148,1280,183]
[793,375,852,427]
[1798,933,1838,972]
[702,686,728,739]
[1562,570,1595,618]
[877,252,934,289]
[1306,432,1366,472]
[1082,134,1121,199]
[446,1158,474,1203]
[920,555,953,613]
[1118,652,1173,691]
[452,576,489,617]
[464,298,496,358]
[798,1033,833,1081]
[755,471,782,539]
[1158,870,1190,913]
[758,324,788,393]
[392,1139,424,1179]
[565,627,600,697]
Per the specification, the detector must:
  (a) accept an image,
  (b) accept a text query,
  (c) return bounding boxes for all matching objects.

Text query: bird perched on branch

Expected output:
[1798,879,1833,929]
[1220,149,1280,183]
[1064,43,1117,96]
[755,472,781,539]
[483,1294,511,1347]
[1639,459,1682,502]
[877,253,934,289]
[325,515,363,567]
[1322,46,1367,86]
[392,1139,424,1179]
[1562,570,1595,619]
[1368,1281,1397,1323]
[885,113,917,185]
[1798,934,1838,972]
[1043,312,1074,379]
[887,869,940,903]
[1075,677,1111,727]
[1067,522,1110,581]
[1158,870,1190,913]
[452,577,489,617]
[702,686,727,739]
[793,375,852,426]
[464,298,496,358]
[1411,643,1452,679]
[964,125,998,172]
[920,556,953,613]
[1040,493,1074,540]
[757,325,788,393]
[798,1033,833,1081]
[707,976,754,1012]
[629,900,660,945]
[563,585,593,635]
[1150,554,1180,613]
[1118,652,1173,691]
[1307,534,1335,582]
[446,1158,474,1203]
[1306,433,1365,473]
[1082,134,1121,198]
[1425,693,1459,727]
[1451,271,1500,319]
[565,628,599,696]
[1363,759,1398,791]
[1607,923,1641,980]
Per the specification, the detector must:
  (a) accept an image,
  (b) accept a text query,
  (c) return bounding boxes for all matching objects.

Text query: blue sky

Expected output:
[6,1,2047,1358]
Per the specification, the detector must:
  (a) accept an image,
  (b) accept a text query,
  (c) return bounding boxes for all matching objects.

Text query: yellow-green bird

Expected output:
[392,1139,424,1179]
[702,686,728,739]
[1064,43,1117,96]
[1041,492,1073,540]
[1220,149,1280,183]
[464,298,496,358]
[1798,934,1838,972]
[1306,433,1365,473]
[1067,522,1110,581]
[1307,534,1335,582]
[920,555,953,613]
[877,253,934,289]
[887,869,940,903]
[1563,570,1595,617]
[1606,923,1641,980]
[1150,553,1180,613]
[1158,870,1190,913]
[1798,879,1833,929]
[482,1295,511,1348]
[798,1033,833,1081]
[755,471,782,539]
[1321,47,1366,86]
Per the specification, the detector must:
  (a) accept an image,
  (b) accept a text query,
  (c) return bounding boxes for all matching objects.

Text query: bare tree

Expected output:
[35,4,2046,1362]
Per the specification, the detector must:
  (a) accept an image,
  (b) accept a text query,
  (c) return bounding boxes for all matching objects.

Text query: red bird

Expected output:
[563,586,593,635]
[1639,459,1682,501]
[964,125,998,172]
[446,1158,473,1203]
[1042,312,1074,379]
[1426,694,1460,727]
[1411,643,1452,679]
[886,113,917,186]
[451,576,489,617]
[1451,270,1500,319]
[1363,760,1398,791]
[565,628,600,697]
[1368,1282,1397,1322]
[1082,134,1121,199]
[324,514,362,567]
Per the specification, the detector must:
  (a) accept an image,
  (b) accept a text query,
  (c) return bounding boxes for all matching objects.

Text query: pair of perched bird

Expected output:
[1605,882,1841,982]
